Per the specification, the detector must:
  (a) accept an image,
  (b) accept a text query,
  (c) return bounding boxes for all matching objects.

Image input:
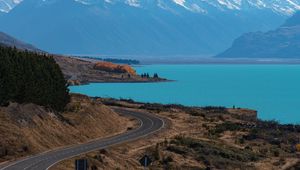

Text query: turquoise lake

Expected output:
[70,65,300,124]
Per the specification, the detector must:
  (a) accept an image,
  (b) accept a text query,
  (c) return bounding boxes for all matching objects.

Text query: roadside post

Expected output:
[139,155,152,170]
[75,159,88,170]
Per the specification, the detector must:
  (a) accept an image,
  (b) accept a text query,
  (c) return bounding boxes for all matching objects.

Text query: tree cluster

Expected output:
[141,73,159,79]
[76,56,140,65]
[141,73,150,78]
[102,58,140,65]
[0,46,70,111]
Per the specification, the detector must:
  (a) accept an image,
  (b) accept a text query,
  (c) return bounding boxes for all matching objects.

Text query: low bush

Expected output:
[209,122,241,135]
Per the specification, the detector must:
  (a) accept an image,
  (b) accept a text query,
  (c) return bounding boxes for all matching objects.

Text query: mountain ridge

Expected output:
[0,31,41,51]
[216,11,300,58]
[0,0,299,56]
[1,0,300,15]
[283,11,300,26]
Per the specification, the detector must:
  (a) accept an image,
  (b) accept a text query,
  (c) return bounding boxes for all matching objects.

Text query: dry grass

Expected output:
[54,99,300,170]
[0,94,134,163]
[2,97,299,170]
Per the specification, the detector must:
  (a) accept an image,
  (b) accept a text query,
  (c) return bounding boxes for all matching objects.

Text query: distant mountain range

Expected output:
[1,0,300,15]
[216,12,300,58]
[0,0,299,56]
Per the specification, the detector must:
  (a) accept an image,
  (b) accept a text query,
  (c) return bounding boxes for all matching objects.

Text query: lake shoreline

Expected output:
[69,77,172,86]
[70,64,300,124]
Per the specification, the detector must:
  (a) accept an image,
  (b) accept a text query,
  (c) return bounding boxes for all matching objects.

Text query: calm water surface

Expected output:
[70,65,300,124]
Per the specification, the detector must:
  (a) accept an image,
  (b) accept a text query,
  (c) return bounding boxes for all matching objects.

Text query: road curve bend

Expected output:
[0,108,165,170]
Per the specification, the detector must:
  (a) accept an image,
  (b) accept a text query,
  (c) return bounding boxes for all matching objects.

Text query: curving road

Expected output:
[0,108,165,170]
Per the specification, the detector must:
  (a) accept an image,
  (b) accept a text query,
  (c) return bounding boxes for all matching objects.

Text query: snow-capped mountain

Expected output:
[2,0,300,15]
[0,0,22,13]
[0,0,299,56]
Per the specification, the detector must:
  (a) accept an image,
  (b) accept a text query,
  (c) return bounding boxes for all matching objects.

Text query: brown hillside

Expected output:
[0,94,135,163]
[54,99,300,170]
[54,56,165,85]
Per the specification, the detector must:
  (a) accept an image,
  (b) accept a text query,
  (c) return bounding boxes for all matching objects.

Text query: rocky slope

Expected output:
[216,12,300,58]
[0,0,297,56]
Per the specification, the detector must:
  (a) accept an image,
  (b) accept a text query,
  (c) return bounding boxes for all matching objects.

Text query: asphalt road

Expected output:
[0,108,165,170]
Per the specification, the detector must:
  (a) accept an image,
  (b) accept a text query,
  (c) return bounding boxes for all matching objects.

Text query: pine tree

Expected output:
[0,46,70,111]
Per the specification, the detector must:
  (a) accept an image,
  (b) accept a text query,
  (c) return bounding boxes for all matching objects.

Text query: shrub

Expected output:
[170,136,260,164]
[166,145,188,155]
[239,138,245,144]
[202,106,229,114]
[154,143,161,160]
[273,149,280,157]
[209,122,241,135]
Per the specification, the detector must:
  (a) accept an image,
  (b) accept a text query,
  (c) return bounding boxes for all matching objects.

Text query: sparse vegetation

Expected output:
[2,95,300,170]
[50,98,300,170]
[0,94,130,162]
[209,122,242,136]
[139,103,228,117]
[243,120,300,146]
[166,135,260,169]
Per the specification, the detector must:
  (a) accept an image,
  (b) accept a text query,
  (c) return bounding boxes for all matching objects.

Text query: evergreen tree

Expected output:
[0,46,70,111]
[153,73,159,78]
